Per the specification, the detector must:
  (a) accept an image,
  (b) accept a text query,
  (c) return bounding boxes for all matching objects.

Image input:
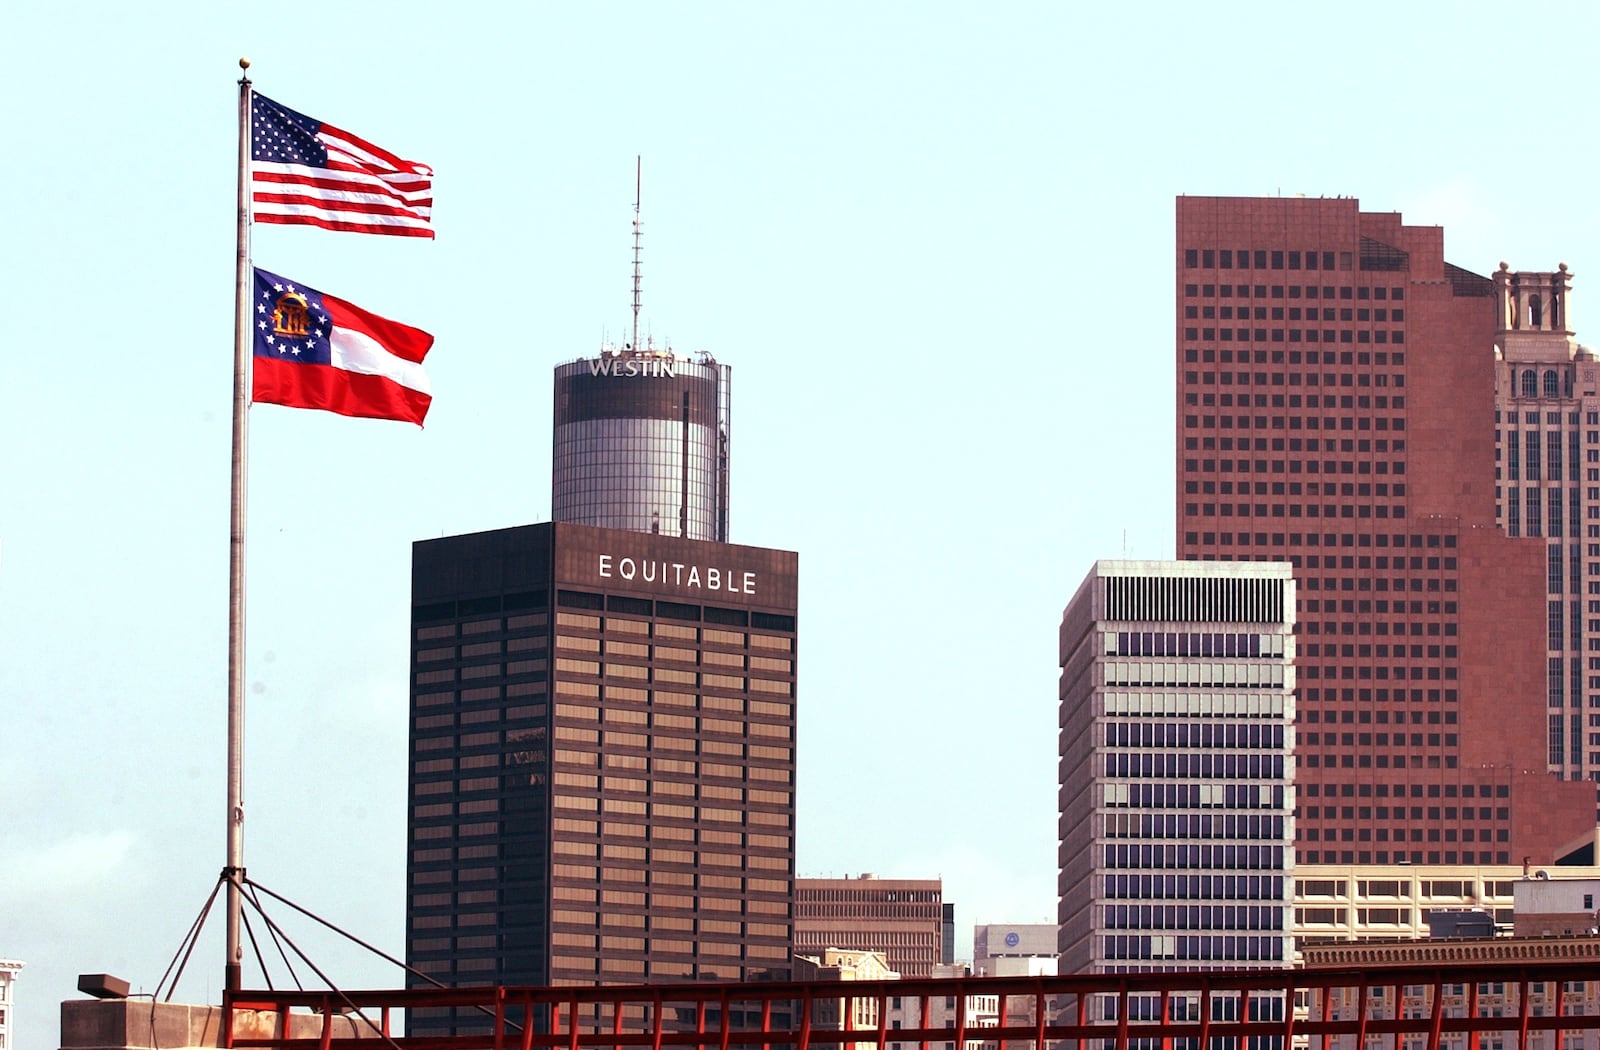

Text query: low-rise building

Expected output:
[1293,864,1600,946]
[886,965,998,1050]
[0,960,21,1050]
[793,949,898,1050]
[797,876,946,978]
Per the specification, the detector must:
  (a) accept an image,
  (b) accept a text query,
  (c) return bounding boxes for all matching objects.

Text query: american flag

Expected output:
[251,93,434,238]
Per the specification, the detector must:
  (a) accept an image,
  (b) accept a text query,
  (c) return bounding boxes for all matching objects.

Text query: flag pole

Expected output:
[226,56,253,995]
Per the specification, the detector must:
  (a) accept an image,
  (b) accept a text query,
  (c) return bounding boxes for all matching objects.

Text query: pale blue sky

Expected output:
[4,2,1599,1045]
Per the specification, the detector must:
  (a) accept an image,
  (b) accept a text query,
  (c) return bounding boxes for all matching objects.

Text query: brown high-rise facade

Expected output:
[1175,196,1596,866]
[407,523,797,1035]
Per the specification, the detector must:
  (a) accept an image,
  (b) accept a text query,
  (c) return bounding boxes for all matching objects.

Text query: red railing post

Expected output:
[954,984,967,1050]
[1517,978,1531,1050]
[1469,980,1481,1050]
[1428,975,1446,1050]
[1115,983,1129,1050]
[1357,981,1371,1050]
[798,988,814,1050]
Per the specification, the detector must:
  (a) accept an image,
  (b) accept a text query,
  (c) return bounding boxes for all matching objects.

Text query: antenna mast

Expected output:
[631,155,642,351]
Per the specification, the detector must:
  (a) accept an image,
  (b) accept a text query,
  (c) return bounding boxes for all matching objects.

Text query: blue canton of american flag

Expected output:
[251,93,434,238]
[253,272,333,367]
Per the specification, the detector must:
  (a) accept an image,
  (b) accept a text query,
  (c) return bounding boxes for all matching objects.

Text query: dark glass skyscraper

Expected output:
[406,523,797,1036]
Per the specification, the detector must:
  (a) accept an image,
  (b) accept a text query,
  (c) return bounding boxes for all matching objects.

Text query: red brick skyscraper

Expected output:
[1175,196,1596,866]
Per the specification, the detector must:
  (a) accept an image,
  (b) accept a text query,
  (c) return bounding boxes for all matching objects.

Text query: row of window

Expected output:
[1101,904,1284,931]
[1100,782,1285,812]
[1508,369,1577,400]
[1187,346,1402,365]
[1299,781,1505,799]
[1100,933,1287,962]
[1501,430,1594,480]
[1187,435,1400,453]
[1100,812,1286,842]
[1303,732,1457,749]
[1108,632,1286,658]
[1183,249,1408,279]
[1186,502,1411,520]
[1190,396,1406,414]
[1186,530,1452,548]
[1299,849,1511,866]
[1499,409,1598,425]
[1104,752,1287,779]
[1302,826,1508,844]
[1101,843,1287,871]
[1099,874,1286,904]
[1185,327,1405,344]
[1102,722,1286,749]
[1301,642,1458,658]
[1189,417,1409,437]
[1101,661,1288,689]
[1187,376,1405,396]
[1186,282,1403,303]
[1301,752,1454,770]
[1102,693,1289,722]
[1190,483,1406,500]
[1294,877,1515,898]
[415,612,795,643]
[1189,305,1405,323]
[1296,555,1455,570]
[1299,692,1458,712]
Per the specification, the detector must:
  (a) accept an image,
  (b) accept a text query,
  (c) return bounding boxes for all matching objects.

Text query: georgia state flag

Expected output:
[251,266,433,425]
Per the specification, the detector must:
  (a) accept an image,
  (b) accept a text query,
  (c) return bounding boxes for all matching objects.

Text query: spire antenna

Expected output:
[631,155,642,352]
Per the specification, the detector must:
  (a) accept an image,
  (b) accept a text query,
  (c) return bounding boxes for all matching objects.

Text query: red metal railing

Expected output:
[224,961,1600,1050]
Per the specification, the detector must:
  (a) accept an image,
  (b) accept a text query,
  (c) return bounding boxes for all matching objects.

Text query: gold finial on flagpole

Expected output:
[239,57,251,70]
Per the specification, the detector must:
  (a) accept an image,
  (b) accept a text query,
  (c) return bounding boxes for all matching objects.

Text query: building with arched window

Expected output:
[1176,197,1600,867]
[1491,262,1600,783]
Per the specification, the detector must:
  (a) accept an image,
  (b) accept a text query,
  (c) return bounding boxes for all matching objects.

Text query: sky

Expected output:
[5,1,1600,1045]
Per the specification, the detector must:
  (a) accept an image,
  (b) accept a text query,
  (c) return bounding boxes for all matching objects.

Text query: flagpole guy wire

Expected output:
[227,56,254,995]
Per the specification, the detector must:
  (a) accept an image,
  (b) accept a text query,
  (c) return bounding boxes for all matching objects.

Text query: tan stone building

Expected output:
[1292,863,1600,946]
[793,949,898,1050]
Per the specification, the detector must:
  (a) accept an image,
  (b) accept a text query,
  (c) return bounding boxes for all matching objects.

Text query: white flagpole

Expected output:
[227,56,253,994]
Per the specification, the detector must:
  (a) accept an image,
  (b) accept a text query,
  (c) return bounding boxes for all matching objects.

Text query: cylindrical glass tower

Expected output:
[552,348,731,541]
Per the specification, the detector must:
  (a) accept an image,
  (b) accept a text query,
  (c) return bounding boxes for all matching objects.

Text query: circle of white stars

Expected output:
[256,280,328,356]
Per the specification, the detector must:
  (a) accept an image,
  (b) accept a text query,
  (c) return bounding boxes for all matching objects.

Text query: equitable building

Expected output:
[407,340,796,1035]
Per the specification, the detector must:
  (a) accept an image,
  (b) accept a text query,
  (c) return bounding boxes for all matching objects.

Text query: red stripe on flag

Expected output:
[322,294,434,366]
[253,356,432,425]
[317,122,431,176]
[253,212,436,238]
[254,169,432,207]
